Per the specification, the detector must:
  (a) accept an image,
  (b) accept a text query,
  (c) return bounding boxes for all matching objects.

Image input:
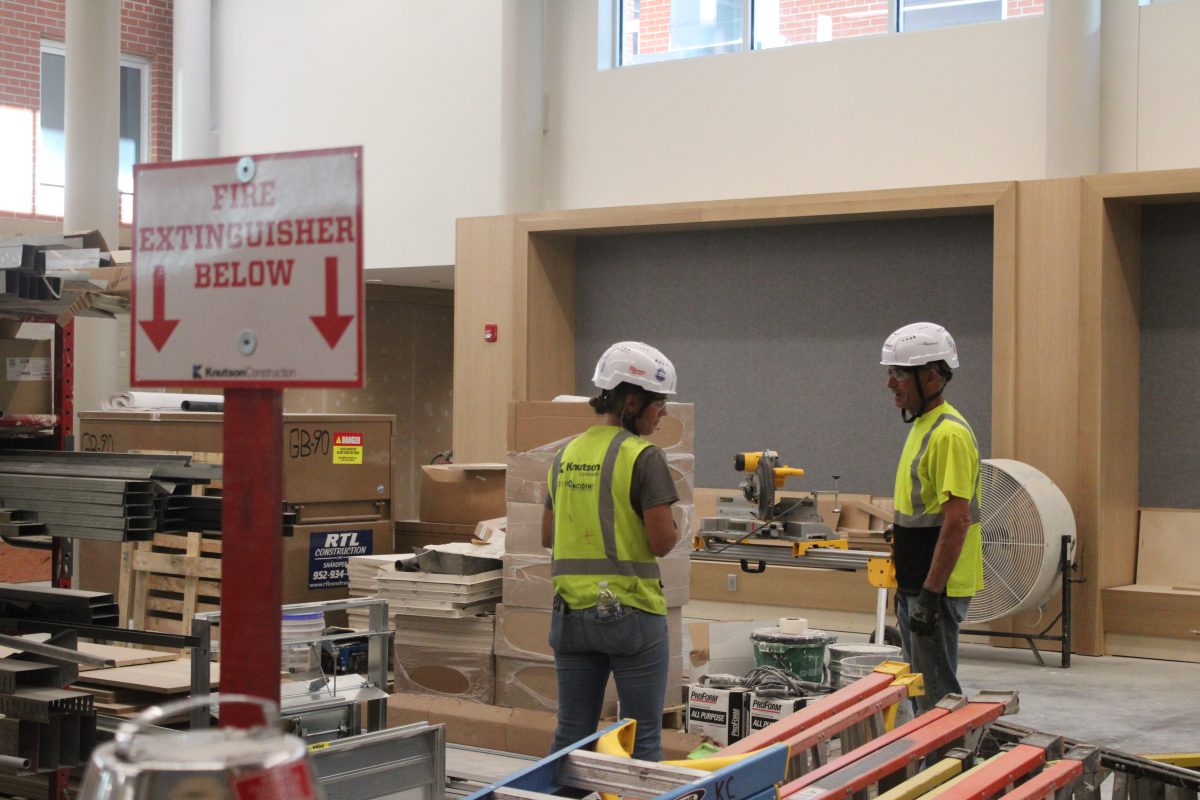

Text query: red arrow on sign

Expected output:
[139,264,180,352]
[311,255,353,348]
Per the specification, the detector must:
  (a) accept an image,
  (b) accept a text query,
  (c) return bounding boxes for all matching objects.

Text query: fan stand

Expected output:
[960,535,1080,668]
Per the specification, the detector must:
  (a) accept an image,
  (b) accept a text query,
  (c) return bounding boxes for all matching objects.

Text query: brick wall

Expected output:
[0,0,173,223]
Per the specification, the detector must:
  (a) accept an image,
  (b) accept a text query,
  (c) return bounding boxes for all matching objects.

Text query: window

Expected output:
[898,0,1003,33]
[621,0,744,65]
[38,42,149,224]
[616,0,1042,66]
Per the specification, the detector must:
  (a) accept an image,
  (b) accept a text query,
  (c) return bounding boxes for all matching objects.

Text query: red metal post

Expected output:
[220,388,283,727]
[51,321,76,589]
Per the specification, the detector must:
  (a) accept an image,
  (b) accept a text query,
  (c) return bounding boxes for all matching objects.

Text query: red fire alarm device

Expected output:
[483,323,499,343]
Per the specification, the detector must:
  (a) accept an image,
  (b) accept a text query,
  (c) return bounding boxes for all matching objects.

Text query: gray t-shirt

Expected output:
[546,444,678,517]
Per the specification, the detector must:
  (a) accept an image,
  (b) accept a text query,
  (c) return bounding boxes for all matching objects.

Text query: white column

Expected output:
[64,0,119,248]
[173,0,214,160]
[1044,0,1102,178]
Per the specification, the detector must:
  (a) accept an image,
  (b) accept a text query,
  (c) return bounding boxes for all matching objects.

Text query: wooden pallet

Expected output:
[117,530,222,640]
[117,455,223,642]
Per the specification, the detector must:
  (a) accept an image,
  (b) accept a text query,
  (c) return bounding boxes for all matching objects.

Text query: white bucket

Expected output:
[829,644,901,688]
[281,611,325,675]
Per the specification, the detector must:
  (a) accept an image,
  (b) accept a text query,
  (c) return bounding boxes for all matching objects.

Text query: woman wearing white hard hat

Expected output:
[881,322,984,713]
[541,341,679,760]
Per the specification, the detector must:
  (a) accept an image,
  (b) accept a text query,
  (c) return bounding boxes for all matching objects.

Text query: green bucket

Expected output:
[749,626,837,683]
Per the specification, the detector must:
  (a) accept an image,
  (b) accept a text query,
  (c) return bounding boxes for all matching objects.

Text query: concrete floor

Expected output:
[957,641,1200,755]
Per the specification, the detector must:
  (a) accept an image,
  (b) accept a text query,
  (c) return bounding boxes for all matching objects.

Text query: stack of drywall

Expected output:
[392,612,497,704]
[497,401,694,712]
[345,553,415,629]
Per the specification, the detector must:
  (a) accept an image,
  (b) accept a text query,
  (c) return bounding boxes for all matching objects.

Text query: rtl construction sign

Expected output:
[131,147,363,388]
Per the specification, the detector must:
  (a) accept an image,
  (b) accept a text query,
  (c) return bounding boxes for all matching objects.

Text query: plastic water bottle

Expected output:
[596,581,623,620]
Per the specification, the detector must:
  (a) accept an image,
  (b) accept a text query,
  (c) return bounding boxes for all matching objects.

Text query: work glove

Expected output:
[909,588,941,638]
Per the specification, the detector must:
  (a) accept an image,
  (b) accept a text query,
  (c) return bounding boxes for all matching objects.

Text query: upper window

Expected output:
[38,42,149,224]
[617,0,1043,66]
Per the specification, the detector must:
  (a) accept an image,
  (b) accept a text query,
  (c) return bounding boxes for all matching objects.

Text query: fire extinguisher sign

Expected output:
[332,431,363,464]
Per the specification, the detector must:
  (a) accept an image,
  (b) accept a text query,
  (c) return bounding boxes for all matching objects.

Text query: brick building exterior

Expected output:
[0,0,173,228]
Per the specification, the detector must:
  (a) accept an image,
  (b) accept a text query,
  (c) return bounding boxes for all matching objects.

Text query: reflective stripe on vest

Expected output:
[893,412,982,528]
[549,429,661,582]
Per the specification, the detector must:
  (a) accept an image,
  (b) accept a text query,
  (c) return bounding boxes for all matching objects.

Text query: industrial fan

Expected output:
[965,459,1076,624]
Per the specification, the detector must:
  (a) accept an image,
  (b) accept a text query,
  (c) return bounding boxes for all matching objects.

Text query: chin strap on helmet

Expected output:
[901,365,945,424]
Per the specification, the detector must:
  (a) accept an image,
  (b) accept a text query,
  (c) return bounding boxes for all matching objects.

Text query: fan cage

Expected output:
[964,459,1076,624]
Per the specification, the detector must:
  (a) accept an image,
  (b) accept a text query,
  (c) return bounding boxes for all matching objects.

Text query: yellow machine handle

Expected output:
[770,467,805,488]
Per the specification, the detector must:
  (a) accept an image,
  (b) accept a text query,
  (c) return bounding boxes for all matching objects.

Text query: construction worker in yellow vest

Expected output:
[882,322,984,714]
[542,341,680,761]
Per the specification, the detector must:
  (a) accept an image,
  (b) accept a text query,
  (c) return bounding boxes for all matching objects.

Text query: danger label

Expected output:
[333,431,363,464]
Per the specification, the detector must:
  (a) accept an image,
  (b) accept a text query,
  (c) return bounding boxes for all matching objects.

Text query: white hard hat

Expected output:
[593,341,677,395]
[880,322,959,369]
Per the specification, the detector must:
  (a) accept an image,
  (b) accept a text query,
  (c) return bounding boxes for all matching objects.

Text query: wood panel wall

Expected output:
[454,168,1200,656]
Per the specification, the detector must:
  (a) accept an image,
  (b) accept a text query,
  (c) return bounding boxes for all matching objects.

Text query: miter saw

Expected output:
[695,449,898,645]
[698,450,836,543]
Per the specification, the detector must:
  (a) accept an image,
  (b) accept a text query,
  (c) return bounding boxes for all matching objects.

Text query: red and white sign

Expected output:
[131,147,363,387]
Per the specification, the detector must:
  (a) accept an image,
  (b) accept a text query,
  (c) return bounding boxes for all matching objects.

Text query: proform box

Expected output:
[747,693,811,731]
[685,684,750,746]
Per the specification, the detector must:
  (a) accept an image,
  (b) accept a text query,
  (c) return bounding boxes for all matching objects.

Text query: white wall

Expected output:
[199,0,1200,269]
[1136,0,1200,171]
[210,0,542,271]
[542,4,1051,210]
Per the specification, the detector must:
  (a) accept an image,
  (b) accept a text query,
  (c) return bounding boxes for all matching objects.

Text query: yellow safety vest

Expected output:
[547,426,666,614]
[892,401,985,597]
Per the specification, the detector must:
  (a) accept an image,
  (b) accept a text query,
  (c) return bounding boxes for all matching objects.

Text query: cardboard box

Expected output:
[76,412,395,523]
[508,401,694,454]
[505,501,548,555]
[393,641,495,705]
[684,620,762,679]
[420,464,506,525]
[387,694,512,750]
[747,693,812,731]
[394,519,477,553]
[685,684,751,746]
[0,338,51,415]
[660,549,691,607]
[501,554,553,609]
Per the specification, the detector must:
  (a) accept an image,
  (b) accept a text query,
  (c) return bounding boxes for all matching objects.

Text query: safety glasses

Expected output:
[886,366,915,381]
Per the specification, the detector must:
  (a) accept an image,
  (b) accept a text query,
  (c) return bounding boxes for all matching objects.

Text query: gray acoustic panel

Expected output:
[573,216,993,495]
[1140,203,1200,509]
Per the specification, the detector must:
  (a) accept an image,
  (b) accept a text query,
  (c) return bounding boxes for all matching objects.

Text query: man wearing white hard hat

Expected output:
[541,341,680,760]
[881,322,984,713]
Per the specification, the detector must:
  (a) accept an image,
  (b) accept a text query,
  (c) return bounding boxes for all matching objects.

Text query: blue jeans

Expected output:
[895,591,972,715]
[549,604,669,761]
